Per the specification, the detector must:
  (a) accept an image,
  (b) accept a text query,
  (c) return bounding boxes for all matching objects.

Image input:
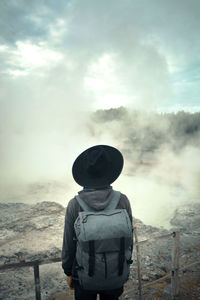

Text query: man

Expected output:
[62,145,133,300]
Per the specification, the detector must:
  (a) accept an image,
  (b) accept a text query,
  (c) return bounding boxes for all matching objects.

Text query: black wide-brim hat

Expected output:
[72,145,124,188]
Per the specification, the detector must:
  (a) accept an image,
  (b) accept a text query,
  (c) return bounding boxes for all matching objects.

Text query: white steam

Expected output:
[89,109,200,227]
[1,0,200,228]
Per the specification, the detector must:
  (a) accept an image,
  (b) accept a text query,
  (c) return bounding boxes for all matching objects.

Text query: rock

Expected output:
[170,203,200,232]
[142,274,150,281]
[154,268,167,279]
[124,295,134,300]
[0,201,200,300]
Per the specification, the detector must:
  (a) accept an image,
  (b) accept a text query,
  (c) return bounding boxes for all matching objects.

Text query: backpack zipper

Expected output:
[82,211,122,223]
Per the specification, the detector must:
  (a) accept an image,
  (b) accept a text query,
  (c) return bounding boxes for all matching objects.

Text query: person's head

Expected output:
[72,145,124,188]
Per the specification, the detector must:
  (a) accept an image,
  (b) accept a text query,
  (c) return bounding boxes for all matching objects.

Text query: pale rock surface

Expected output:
[0,201,199,300]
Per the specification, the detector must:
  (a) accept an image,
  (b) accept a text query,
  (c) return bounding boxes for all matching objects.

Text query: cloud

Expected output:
[1,0,200,110]
[0,40,63,78]
[0,0,69,44]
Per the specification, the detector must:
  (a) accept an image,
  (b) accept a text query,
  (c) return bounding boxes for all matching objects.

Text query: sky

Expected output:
[0,0,200,112]
[0,0,200,225]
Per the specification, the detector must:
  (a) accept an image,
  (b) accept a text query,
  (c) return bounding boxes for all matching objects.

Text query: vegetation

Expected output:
[91,107,200,154]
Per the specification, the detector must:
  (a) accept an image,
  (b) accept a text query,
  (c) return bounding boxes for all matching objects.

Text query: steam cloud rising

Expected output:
[1,107,200,228]
[87,108,200,227]
[0,0,200,228]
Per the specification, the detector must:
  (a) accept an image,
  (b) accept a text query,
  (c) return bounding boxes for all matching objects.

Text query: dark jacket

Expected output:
[62,187,133,276]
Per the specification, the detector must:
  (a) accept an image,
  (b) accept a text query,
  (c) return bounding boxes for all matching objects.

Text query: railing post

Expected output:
[34,262,41,300]
[134,226,142,300]
[171,231,180,300]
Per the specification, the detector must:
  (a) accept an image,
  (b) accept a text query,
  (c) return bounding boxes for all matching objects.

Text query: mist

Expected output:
[1,105,200,228]
[87,108,200,227]
[0,0,200,228]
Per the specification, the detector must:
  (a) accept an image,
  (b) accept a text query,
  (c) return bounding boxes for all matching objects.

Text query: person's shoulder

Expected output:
[115,190,131,208]
[117,190,129,201]
[64,195,82,223]
[65,196,80,215]
[67,197,77,208]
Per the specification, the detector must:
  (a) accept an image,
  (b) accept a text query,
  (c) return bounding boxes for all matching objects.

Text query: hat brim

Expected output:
[72,145,124,188]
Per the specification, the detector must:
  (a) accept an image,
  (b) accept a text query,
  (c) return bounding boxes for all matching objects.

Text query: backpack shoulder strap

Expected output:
[75,195,94,212]
[75,190,121,212]
[104,190,121,211]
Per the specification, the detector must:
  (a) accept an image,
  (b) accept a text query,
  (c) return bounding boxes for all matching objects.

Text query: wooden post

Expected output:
[34,263,41,300]
[171,231,180,300]
[134,226,142,300]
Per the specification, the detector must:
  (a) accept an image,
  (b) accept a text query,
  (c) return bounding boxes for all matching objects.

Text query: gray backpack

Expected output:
[74,190,133,290]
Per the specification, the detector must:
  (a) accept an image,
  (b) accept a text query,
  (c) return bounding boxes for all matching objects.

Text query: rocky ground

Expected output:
[0,201,199,300]
[123,203,200,300]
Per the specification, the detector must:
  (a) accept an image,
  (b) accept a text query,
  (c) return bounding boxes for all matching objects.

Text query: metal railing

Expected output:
[0,257,61,300]
[0,230,199,300]
[120,228,200,300]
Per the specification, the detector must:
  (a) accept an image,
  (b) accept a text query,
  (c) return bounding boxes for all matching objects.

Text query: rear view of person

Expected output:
[62,145,133,300]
